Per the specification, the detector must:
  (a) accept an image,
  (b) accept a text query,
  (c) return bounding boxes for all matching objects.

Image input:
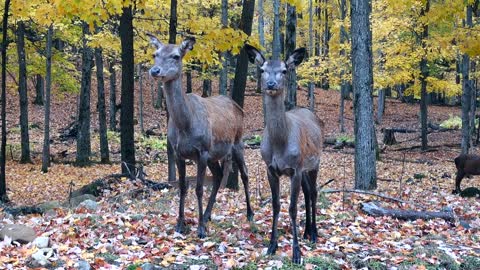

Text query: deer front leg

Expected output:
[196,152,208,238]
[266,166,280,255]
[290,171,303,264]
[175,159,187,234]
[203,161,223,223]
[453,171,465,194]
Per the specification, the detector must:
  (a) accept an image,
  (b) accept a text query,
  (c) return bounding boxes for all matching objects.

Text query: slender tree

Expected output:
[272,0,281,60]
[351,0,376,190]
[41,25,53,173]
[33,74,44,106]
[461,4,473,155]
[308,0,315,111]
[285,3,297,111]
[95,45,109,163]
[137,64,145,134]
[419,0,430,151]
[120,5,136,176]
[76,23,94,166]
[109,61,117,131]
[0,0,11,202]
[219,0,229,95]
[16,21,32,163]
[256,0,264,94]
[339,0,348,132]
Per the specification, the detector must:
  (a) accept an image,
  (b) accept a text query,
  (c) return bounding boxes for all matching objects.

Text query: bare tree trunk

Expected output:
[109,61,117,131]
[308,0,315,111]
[322,0,330,90]
[16,21,32,163]
[285,3,297,111]
[351,0,377,190]
[76,23,93,166]
[95,46,109,163]
[256,0,264,94]
[219,0,229,95]
[202,78,212,97]
[155,80,163,109]
[376,88,385,124]
[0,0,11,202]
[41,25,53,173]
[167,0,178,182]
[339,0,348,132]
[120,5,136,176]
[33,74,44,105]
[419,0,430,151]
[272,0,281,60]
[137,64,145,135]
[461,5,473,155]
[186,71,192,93]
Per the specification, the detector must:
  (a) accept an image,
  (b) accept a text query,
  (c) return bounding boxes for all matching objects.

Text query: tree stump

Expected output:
[382,128,397,145]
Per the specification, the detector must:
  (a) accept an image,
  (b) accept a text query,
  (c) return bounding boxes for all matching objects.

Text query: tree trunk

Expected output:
[0,0,11,202]
[308,0,315,111]
[228,0,255,190]
[461,5,473,155]
[33,74,44,105]
[109,61,117,131]
[202,78,212,97]
[76,23,93,166]
[95,47,109,163]
[219,0,229,95]
[339,0,347,132]
[137,64,145,135]
[16,21,32,164]
[186,71,192,93]
[256,0,264,94]
[272,0,281,60]
[41,25,53,173]
[155,80,163,109]
[419,0,430,151]
[361,202,454,222]
[376,88,385,124]
[322,0,330,90]
[285,4,297,111]
[120,6,136,176]
[169,0,177,44]
[351,0,377,190]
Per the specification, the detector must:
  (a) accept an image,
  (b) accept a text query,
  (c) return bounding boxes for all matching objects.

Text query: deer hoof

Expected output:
[267,241,278,255]
[175,222,186,234]
[247,211,254,222]
[197,226,207,239]
[292,246,302,264]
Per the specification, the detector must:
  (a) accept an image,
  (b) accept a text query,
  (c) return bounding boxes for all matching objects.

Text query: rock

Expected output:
[77,260,91,270]
[30,248,55,267]
[66,194,97,208]
[78,200,98,211]
[0,224,36,244]
[38,201,62,212]
[141,262,163,270]
[33,236,49,248]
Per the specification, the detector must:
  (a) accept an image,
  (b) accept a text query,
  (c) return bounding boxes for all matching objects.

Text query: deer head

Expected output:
[147,34,195,82]
[245,44,306,97]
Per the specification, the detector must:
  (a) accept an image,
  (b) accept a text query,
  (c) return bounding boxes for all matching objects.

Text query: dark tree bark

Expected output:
[41,25,53,173]
[285,4,297,111]
[308,0,315,111]
[351,0,377,190]
[321,0,330,90]
[186,71,192,93]
[109,61,117,131]
[137,64,145,134]
[202,78,212,97]
[419,0,430,151]
[16,21,32,163]
[228,0,255,190]
[76,23,93,166]
[167,0,178,182]
[0,0,11,202]
[376,88,385,124]
[461,5,473,155]
[120,6,136,176]
[220,0,229,95]
[33,74,44,105]
[339,0,348,132]
[95,46,109,163]
[272,0,281,60]
[154,80,163,109]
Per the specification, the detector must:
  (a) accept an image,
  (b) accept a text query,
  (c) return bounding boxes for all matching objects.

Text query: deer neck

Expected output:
[265,94,289,146]
[164,75,192,131]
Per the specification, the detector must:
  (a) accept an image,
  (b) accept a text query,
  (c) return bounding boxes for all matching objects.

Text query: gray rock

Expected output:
[141,262,163,270]
[38,201,62,212]
[78,199,98,211]
[77,260,91,270]
[31,248,55,267]
[0,224,36,244]
[66,194,97,208]
[33,236,49,248]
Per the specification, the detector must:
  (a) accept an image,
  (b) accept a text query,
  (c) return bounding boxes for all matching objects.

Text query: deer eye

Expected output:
[282,70,287,74]
[152,53,156,59]
[259,69,264,73]
[172,55,180,60]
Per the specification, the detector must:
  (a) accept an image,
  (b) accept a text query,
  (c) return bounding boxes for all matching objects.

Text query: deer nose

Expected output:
[150,66,161,77]
[267,81,276,90]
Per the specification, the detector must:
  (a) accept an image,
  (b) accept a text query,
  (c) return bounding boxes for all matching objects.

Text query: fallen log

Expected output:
[360,201,455,222]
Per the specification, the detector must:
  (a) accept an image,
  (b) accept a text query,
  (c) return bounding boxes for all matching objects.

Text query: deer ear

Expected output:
[245,44,265,66]
[286,48,306,68]
[180,37,196,56]
[147,33,162,49]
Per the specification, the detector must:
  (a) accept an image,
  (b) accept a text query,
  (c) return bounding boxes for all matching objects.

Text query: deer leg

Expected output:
[290,171,303,264]
[203,161,223,223]
[196,152,208,238]
[308,169,318,243]
[301,173,311,240]
[266,166,280,255]
[175,159,187,234]
[233,144,254,221]
[454,171,465,194]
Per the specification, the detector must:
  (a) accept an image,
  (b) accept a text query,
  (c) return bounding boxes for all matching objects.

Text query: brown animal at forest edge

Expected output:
[453,153,480,194]
[147,34,253,238]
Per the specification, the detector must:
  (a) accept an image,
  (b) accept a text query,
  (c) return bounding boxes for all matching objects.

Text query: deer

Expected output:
[245,44,324,264]
[453,153,480,194]
[147,34,254,238]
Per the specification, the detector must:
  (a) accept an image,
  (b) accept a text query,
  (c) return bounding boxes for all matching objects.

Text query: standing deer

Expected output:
[147,34,254,238]
[245,44,324,264]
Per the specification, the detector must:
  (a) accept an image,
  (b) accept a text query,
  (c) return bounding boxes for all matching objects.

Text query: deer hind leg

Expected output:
[289,171,303,264]
[307,169,318,243]
[301,173,311,240]
[232,143,254,221]
[453,171,465,194]
[195,152,208,238]
[175,159,187,234]
[203,160,223,223]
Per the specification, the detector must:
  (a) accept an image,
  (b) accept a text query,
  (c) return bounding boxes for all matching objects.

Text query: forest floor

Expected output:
[0,76,479,269]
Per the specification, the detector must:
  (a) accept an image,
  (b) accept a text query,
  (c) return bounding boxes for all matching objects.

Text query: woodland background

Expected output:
[0,0,479,269]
